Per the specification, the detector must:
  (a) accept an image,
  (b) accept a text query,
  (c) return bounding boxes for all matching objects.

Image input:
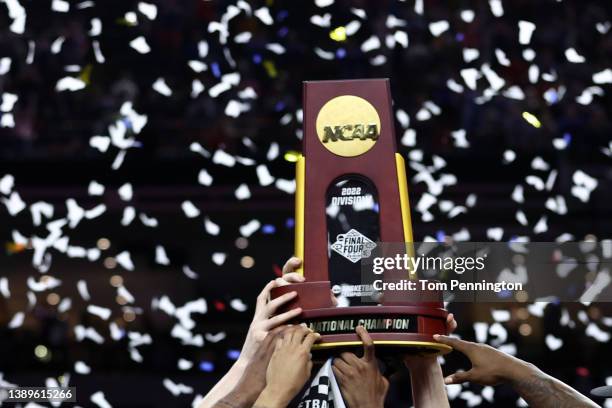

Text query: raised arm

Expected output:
[434,334,599,408]
[403,313,456,408]
[199,258,304,408]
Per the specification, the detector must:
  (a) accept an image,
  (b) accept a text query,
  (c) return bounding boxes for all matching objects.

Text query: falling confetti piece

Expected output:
[429,21,450,37]
[130,36,151,54]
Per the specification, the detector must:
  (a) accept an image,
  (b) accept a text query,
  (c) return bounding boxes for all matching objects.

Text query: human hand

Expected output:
[276,256,307,286]
[278,257,338,307]
[332,326,389,408]
[433,334,530,386]
[255,325,319,408]
[240,268,304,363]
[216,326,288,407]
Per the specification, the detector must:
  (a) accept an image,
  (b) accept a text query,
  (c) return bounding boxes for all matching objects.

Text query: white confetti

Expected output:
[234,183,251,200]
[230,298,248,312]
[518,21,535,45]
[460,68,480,90]
[571,170,598,202]
[256,164,275,186]
[121,207,136,226]
[240,219,260,237]
[429,21,449,37]
[565,47,585,63]
[593,68,612,84]
[88,181,105,196]
[314,47,334,60]
[495,48,510,66]
[414,0,423,14]
[315,0,334,7]
[516,210,528,226]
[77,280,91,301]
[212,252,226,265]
[360,36,381,52]
[447,79,464,93]
[487,227,504,241]
[205,332,226,343]
[586,323,610,342]
[155,245,170,265]
[178,359,193,370]
[152,77,172,96]
[163,378,193,397]
[75,361,91,374]
[58,297,71,313]
[275,178,296,194]
[254,7,273,25]
[463,48,479,63]
[88,305,112,320]
[182,265,199,279]
[511,185,524,203]
[461,10,475,23]
[401,129,416,147]
[90,391,112,408]
[0,174,14,194]
[138,213,159,228]
[225,100,250,118]
[117,183,133,201]
[523,48,536,61]
[266,43,285,55]
[188,60,207,73]
[502,86,525,100]
[51,36,65,54]
[1,93,18,112]
[488,0,504,17]
[197,169,213,186]
[212,150,236,167]
[545,334,563,350]
[30,202,54,226]
[138,2,157,20]
[474,322,488,343]
[2,192,26,215]
[51,0,70,12]
[234,31,252,43]
[115,251,135,271]
[0,277,10,298]
[204,217,220,235]
[481,63,505,90]
[533,216,548,234]
[56,77,86,92]
[526,175,545,191]
[451,129,469,148]
[130,36,151,54]
[531,157,550,171]
[191,79,205,98]
[491,309,510,322]
[8,311,24,328]
[181,201,200,218]
[117,286,135,303]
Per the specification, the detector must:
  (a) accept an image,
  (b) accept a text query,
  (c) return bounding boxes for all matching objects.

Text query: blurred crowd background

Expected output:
[0,0,611,406]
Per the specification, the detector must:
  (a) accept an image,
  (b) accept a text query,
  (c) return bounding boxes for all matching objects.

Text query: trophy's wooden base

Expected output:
[271,281,452,356]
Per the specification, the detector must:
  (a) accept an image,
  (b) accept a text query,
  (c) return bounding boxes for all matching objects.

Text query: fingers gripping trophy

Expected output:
[271,79,451,354]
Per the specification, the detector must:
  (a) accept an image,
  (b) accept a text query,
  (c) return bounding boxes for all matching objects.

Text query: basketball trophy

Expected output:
[271,79,450,354]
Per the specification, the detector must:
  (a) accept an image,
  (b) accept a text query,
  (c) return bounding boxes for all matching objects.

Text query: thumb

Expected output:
[444,370,471,385]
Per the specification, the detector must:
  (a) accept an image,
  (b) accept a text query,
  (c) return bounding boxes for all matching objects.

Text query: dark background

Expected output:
[0,0,611,406]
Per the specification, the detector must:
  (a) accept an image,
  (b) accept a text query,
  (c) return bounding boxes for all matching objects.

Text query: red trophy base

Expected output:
[271,281,451,356]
